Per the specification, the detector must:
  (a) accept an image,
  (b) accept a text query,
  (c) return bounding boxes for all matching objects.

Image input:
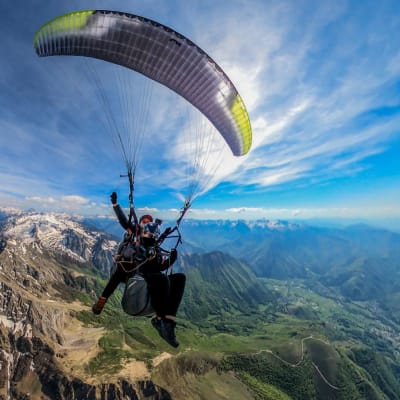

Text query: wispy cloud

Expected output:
[0,0,399,220]
[198,1,400,191]
[22,195,94,212]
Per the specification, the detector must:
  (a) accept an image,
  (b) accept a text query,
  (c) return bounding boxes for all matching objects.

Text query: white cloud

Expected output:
[26,196,57,205]
[226,207,265,214]
[21,195,92,211]
[61,195,90,206]
[191,1,400,192]
[137,207,160,214]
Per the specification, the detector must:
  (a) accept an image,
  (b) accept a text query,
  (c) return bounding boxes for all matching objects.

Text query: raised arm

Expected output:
[110,192,131,231]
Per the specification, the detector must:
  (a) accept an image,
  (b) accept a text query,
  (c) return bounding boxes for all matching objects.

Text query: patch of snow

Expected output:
[0,316,15,329]
[1,210,117,264]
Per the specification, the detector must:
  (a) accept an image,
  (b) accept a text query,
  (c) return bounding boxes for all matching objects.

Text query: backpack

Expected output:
[121,273,154,316]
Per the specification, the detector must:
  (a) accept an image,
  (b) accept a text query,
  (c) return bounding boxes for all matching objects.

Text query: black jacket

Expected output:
[100,204,177,299]
[113,204,137,232]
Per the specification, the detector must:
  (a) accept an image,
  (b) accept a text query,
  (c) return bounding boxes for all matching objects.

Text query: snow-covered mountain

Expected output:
[1,208,400,399]
[0,208,171,399]
[182,218,302,231]
[173,218,304,256]
[1,208,117,275]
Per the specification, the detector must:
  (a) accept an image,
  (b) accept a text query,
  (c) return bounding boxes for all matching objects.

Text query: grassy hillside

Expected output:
[3,211,400,398]
[179,252,276,324]
[65,251,400,399]
[17,243,398,399]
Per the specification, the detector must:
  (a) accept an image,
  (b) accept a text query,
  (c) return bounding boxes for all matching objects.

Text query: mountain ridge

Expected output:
[0,208,399,399]
[0,209,172,399]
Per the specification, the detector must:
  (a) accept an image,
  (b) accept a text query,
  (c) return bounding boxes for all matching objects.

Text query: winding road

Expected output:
[252,336,340,391]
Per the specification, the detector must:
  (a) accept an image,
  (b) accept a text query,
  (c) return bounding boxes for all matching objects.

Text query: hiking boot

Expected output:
[151,317,163,336]
[151,317,179,348]
[160,319,179,348]
[92,296,107,315]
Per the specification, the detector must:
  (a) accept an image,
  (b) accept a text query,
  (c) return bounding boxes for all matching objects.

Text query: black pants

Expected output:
[101,263,131,299]
[144,272,186,318]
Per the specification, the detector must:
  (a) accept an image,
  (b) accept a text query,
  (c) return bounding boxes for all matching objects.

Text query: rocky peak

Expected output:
[0,209,172,399]
[0,208,117,275]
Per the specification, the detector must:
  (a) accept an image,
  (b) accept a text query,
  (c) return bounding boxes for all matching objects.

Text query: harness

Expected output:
[116,252,156,274]
[115,175,191,274]
[115,232,167,274]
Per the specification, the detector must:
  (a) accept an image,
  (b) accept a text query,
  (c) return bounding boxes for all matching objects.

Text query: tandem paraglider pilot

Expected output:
[36,7,253,348]
[92,192,186,348]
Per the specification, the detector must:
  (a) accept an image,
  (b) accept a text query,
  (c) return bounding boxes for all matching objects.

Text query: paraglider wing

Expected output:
[33,10,252,156]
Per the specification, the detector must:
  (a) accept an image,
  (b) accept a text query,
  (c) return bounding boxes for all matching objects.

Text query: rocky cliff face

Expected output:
[1,326,171,399]
[0,209,172,400]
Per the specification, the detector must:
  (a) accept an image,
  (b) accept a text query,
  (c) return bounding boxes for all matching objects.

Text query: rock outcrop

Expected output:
[0,209,171,400]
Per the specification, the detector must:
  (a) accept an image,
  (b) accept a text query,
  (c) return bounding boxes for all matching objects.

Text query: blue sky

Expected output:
[1,0,400,228]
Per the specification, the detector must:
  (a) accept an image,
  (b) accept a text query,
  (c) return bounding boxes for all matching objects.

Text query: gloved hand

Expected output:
[110,192,117,205]
[92,296,107,315]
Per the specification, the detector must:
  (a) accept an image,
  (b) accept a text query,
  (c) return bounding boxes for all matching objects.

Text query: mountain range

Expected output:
[175,219,400,323]
[0,208,399,399]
